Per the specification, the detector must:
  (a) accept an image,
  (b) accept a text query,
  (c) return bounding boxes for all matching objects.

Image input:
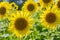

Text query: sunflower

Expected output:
[0,2,11,19]
[37,2,40,6]
[10,2,18,10]
[22,0,38,13]
[9,11,34,37]
[39,0,54,8]
[40,8,60,30]
[53,0,60,11]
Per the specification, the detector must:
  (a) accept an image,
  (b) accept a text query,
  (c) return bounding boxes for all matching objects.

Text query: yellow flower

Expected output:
[10,2,18,10]
[39,0,54,8]
[40,8,60,30]
[36,2,43,11]
[37,2,40,6]
[9,11,34,37]
[0,2,11,19]
[22,0,38,13]
[53,0,60,11]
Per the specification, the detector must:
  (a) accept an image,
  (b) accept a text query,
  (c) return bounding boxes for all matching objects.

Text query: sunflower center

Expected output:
[12,4,17,9]
[27,4,35,11]
[45,12,56,23]
[15,18,28,30]
[43,0,51,3]
[57,1,60,8]
[12,4,14,7]
[37,3,40,6]
[0,7,6,15]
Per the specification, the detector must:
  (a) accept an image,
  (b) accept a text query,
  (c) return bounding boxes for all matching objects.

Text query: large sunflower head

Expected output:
[10,2,18,10]
[39,0,54,8]
[22,0,38,13]
[40,8,60,30]
[9,11,34,37]
[0,2,11,19]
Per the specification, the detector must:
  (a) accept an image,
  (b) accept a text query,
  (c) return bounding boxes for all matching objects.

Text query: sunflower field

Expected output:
[0,0,60,40]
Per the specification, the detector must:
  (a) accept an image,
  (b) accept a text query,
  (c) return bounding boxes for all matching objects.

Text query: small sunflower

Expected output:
[40,8,60,30]
[39,0,54,8]
[9,11,34,37]
[22,0,38,13]
[10,2,18,10]
[37,2,40,6]
[0,2,11,19]
[36,2,43,11]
